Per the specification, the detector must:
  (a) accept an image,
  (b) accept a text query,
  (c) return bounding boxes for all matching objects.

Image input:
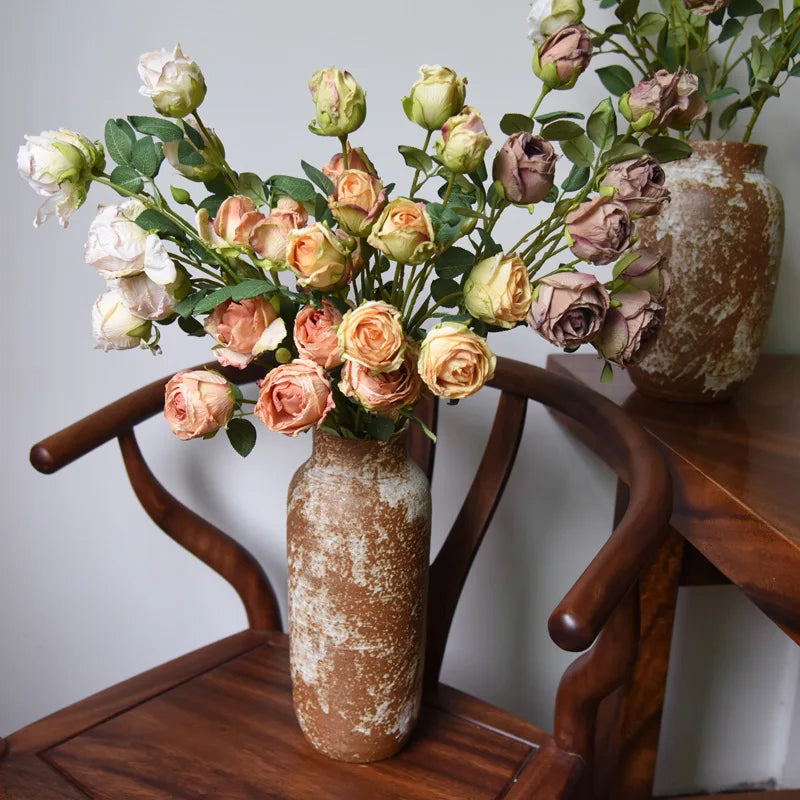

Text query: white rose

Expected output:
[138,44,206,118]
[115,270,187,320]
[92,289,151,351]
[85,200,176,285]
[527,0,585,43]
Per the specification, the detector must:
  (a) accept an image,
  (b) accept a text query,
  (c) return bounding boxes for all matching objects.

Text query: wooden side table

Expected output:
[546,354,800,800]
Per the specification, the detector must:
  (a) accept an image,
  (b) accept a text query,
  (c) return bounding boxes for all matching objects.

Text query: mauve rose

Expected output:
[534,24,593,89]
[619,250,672,303]
[622,68,707,131]
[367,198,437,265]
[321,145,377,182]
[566,196,633,265]
[164,369,235,441]
[138,44,206,118]
[493,132,557,205]
[294,300,344,370]
[340,344,422,412]
[287,223,349,290]
[338,300,406,373]
[249,197,309,265]
[528,271,610,348]
[463,253,532,329]
[435,106,492,175]
[683,0,730,15]
[204,296,287,369]
[254,359,335,436]
[329,169,388,237]
[599,157,670,218]
[595,289,663,366]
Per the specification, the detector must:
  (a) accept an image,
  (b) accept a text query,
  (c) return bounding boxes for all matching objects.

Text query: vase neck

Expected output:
[310,430,409,477]
[688,140,767,172]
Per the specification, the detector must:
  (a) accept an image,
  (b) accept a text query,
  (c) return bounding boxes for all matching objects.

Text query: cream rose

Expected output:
[92,289,150,351]
[329,169,387,237]
[338,300,406,373]
[464,253,532,328]
[138,44,206,118]
[115,268,189,320]
[164,369,235,441]
[287,223,350,290]
[294,300,344,370]
[162,118,224,182]
[340,344,422,411]
[402,65,467,131]
[367,198,437,265]
[435,106,492,175]
[308,67,366,137]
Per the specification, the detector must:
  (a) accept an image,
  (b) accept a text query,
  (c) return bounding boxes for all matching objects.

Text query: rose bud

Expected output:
[329,169,388,237]
[85,199,177,286]
[464,253,533,329]
[683,0,730,15]
[164,370,235,441]
[138,44,206,118]
[418,322,496,400]
[533,24,593,90]
[403,65,467,131]
[17,128,104,227]
[254,359,335,437]
[308,67,366,137]
[566,196,633,265]
[599,157,670,218]
[528,0,586,43]
[595,288,663,366]
[340,343,423,412]
[620,68,707,131]
[163,118,224,182]
[367,198,437,265]
[617,250,672,303]
[338,300,406,373]
[294,299,344,370]
[528,271,610,349]
[435,106,492,174]
[493,133,557,205]
[116,268,190,321]
[250,197,308,266]
[321,144,377,182]
[214,195,266,248]
[92,288,151,351]
[203,296,287,369]
[287,223,350,290]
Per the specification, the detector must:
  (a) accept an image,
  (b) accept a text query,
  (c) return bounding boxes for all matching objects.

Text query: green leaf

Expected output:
[718,17,744,42]
[612,251,645,278]
[586,98,617,150]
[301,160,335,195]
[182,120,205,149]
[476,228,503,257]
[791,63,800,77]
[127,115,183,142]
[728,0,763,15]
[643,136,694,163]
[750,35,774,80]
[441,313,473,324]
[177,315,206,337]
[134,209,184,237]
[228,279,276,301]
[542,185,559,203]
[615,0,638,23]
[499,113,534,136]
[601,141,647,166]
[534,110,585,123]
[238,172,268,206]
[541,120,585,140]
[705,86,739,102]
[596,65,635,96]
[174,289,210,318]
[104,118,135,166]
[398,145,434,174]
[199,194,227,217]
[431,278,461,305]
[363,414,396,442]
[434,246,475,279]
[637,11,667,35]
[719,99,742,129]
[759,7,781,33]
[109,165,143,195]
[560,135,595,167]
[600,362,614,383]
[561,164,591,192]
[226,418,257,457]
[194,286,235,315]
[131,136,162,178]
[450,207,483,219]
[599,0,616,7]
[177,140,204,167]
[269,174,316,203]
[487,180,505,208]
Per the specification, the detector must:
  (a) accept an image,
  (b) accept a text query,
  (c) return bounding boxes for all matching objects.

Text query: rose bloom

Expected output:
[250,197,308,264]
[138,44,206,118]
[163,118,223,182]
[493,133,557,205]
[164,370,235,441]
[294,300,344,370]
[204,296,287,369]
[115,268,189,320]
[600,157,669,218]
[214,195,266,248]
[321,144,377,182]
[403,65,467,131]
[309,67,366,137]
[528,0,586,43]
[566,196,633,265]
[418,322,496,399]
[464,253,532,328]
[254,359,335,436]
[622,68,707,131]
[684,0,730,15]
[435,106,492,174]
[329,169,388,237]
[338,300,406,372]
[595,289,663,366]
[340,344,422,412]
[92,289,150,351]
[534,24,593,89]
[528,271,610,349]
[287,223,349,290]
[367,198,437,265]
[619,250,672,303]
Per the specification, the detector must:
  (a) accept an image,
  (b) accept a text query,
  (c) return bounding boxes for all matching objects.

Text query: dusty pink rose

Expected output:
[600,157,670,218]
[535,24,593,89]
[337,300,406,372]
[566,196,633,265]
[339,344,422,412]
[595,289,664,366]
[619,250,672,303]
[329,169,388,236]
[254,359,334,436]
[249,197,309,264]
[213,195,265,247]
[293,300,344,370]
[287,222,350,290]
[321,144,377,182]
[164,369,234,441]
[684,0,730,15]
[528,271,610,348]
[623,68,707,130]
[493,133,557,205]
[204,296,287,369]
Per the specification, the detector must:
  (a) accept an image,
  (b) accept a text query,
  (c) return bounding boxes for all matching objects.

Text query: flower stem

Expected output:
[530,85,551,119]
[409,129,433,198]
[339,135,349,171]
[441,174,456,207]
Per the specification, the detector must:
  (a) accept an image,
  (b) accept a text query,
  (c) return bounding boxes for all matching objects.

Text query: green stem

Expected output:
[192,111,238,192]
[391,261,405,307]
[339,135,349,171]
[409,129,433,198]
[530,85,551,120]
[441,174,456,207]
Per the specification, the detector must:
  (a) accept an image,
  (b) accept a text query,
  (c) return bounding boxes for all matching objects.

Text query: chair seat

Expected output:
[1,630,582,799]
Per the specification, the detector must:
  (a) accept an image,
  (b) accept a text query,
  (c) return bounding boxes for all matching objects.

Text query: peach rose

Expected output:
[329,169,387,237]
[293,299,344,370]
[339,344,422,412]
[254,359,335,436]
[287,222,349,290]
[418,322,496,399]
[164,369,235,441]
[249,198,309,265]
[337,300,406,373]
[321,144,377,182]
[203,296,287,369]
[367,198,437,265]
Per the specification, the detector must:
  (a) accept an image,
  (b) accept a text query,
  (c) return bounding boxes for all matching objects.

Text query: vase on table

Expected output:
[629,140,784,403]
[286,430,431,762]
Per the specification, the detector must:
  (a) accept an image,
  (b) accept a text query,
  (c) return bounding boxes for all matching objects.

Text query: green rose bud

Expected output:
[434,106,492,175]
[163,118,224,182]
[402,65,467,131]
[308,67,366,137]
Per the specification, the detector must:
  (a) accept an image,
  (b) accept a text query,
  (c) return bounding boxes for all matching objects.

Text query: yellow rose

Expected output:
[367,198,437,265]
[463,253,532,328]
[337,300,406,373]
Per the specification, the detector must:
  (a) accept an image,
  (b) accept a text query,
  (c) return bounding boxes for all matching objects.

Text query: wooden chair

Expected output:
[0,355,671,799]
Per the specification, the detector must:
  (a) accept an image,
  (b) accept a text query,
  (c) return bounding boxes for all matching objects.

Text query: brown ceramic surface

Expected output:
[632,140,784,402]
[286,431,431,762]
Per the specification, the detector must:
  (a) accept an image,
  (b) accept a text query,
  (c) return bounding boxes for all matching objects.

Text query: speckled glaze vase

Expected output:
[630,140,784,402]
[286,430,431,762]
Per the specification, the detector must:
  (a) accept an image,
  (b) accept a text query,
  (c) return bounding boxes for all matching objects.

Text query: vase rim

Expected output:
[680,139,767,170]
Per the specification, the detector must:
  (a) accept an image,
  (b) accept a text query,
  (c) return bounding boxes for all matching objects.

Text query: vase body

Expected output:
[286,431,431,762]
[630,140,784,402]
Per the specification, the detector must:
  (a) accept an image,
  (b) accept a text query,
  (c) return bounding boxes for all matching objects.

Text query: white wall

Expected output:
[1,1,798,793]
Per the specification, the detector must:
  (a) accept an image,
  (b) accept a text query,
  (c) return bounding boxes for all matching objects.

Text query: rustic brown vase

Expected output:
[286,430,431,762]
[630,140,784,402]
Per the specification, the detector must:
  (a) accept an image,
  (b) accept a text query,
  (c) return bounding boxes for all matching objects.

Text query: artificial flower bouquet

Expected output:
[17,30,701,453]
